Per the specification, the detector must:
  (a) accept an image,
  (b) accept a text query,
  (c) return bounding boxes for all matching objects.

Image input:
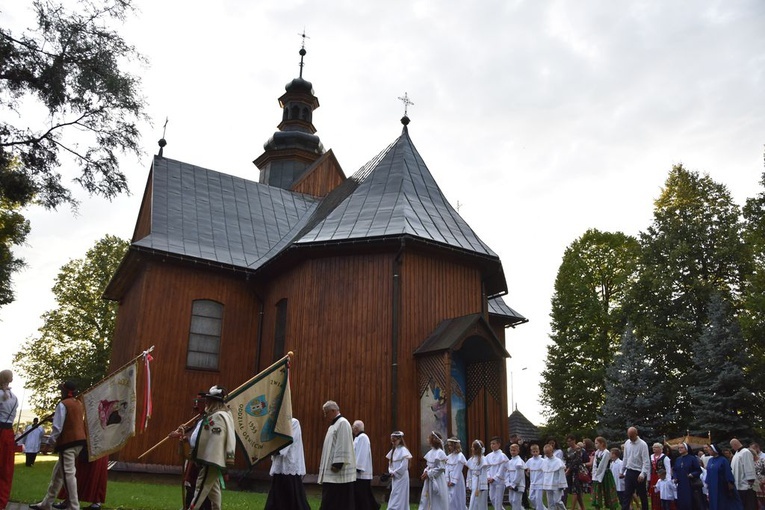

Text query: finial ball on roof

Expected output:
[300,48,306,56]
[401,115,410,126]
[158,138,167,148]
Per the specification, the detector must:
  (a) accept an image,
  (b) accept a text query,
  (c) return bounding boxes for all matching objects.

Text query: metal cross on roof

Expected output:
[397,92,414,116]
[298,29,310,78]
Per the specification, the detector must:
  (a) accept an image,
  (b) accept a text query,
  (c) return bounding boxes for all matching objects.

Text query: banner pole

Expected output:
[79,345,155,398]
[137,414,201,460]
[225,351,292,400]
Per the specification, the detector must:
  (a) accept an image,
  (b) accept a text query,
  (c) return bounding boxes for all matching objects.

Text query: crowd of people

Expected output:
[4,373,765,510]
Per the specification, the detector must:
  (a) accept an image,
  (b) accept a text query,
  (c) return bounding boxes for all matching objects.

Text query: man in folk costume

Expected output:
[318,400,356,509]
[188,386,235,510]
[31,381,87,510]
[353,420,381,510]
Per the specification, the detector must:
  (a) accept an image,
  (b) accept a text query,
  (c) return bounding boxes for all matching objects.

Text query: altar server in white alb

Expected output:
[264,417,310,510]
[506,443,527,510]
[486,436,509,510]
[387,431,413,510]
[419,431,449,509]
[353,420,380,510]
[446,437,468,510]
[189,386,235,510]
[541,443,568,510]
[318,400,356,509]
[525,444,546,510]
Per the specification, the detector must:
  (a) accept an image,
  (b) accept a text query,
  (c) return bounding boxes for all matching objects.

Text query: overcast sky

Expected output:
[2,0,764,426]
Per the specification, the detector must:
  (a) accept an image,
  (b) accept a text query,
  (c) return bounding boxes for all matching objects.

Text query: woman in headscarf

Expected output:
[672,442,702,510]
[704,443,742,510]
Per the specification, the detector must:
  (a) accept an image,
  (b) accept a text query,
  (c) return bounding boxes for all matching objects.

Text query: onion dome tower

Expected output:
[254,39,325,189]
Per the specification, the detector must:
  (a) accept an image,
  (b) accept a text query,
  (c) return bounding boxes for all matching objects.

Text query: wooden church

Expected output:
[105,48,528,476]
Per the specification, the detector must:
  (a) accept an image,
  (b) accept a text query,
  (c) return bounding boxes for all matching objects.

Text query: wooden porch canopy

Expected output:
[414,313,510,362]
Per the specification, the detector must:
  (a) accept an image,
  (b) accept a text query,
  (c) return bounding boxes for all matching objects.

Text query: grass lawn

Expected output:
[10,454,420,509]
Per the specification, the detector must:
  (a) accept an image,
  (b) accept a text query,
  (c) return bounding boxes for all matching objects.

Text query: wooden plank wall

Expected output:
[258,252,395,475]
[111,260,261,466]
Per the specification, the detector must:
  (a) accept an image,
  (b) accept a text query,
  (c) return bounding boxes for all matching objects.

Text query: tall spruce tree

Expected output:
[625,164,749,433]
[541,229,639,435]
[598,326,667,442]
[688,293,755,441]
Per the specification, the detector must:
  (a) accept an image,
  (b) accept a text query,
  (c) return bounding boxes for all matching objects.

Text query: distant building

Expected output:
[106,48,527,476]
[508,408,541,443]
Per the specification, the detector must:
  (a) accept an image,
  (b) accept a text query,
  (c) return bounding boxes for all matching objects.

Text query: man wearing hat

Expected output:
[188,386,235,510]
[31,381,87,510]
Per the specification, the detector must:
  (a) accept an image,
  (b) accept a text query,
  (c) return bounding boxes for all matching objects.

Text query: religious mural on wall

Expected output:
[419,383,448,455]
[450,357,467,449]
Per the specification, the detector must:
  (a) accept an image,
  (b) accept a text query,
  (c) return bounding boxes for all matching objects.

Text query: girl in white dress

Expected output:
[467,440,489,510]
[387,431,412,510]
[419,431,449,509]
[446,437,468,510]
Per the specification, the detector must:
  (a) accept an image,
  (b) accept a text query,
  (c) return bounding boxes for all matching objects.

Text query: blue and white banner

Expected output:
[226,356,293,466]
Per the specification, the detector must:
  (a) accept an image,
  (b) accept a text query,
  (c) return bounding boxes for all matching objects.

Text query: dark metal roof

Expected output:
[129,128,509,293]
[295,127,498,258]
[414,313,510,361]
[488,296,528,327]
[133,156,319,269]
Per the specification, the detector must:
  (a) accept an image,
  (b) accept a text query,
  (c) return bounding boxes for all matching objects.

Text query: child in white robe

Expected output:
[541,444,567,510]
[653,469,676,510]
[386,431,412,510]
[525,444,545,510]
[486,436,509,510]
[610,448,625,508]
[446,437,468,510]
[419,431,449,510]
[467,440,489,510]
[506,443,527,510]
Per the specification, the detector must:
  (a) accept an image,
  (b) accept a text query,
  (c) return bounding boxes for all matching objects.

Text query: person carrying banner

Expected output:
[30,381,87,510]
[318,400,356,509]
[264,417,310,510]
[188,386,235,510]
[168,393,211,510]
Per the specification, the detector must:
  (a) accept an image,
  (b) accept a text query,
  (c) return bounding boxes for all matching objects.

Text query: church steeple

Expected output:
[254,35,325,189]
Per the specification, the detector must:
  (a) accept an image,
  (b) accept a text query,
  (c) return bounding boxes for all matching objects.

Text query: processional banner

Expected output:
[82,361,137,460]
[226,355,293,466]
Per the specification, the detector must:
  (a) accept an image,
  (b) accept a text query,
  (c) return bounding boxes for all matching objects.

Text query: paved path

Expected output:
[7,503,30,510]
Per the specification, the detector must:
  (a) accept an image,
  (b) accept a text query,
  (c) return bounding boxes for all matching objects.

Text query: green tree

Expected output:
[598,326,666,442]
[688,293,755,441]
[541,229,640,435]
[0,0,145,305]
[741,169,765,427]
[0,163,30,305]
[13,235,128,411]
[625,164,749,433]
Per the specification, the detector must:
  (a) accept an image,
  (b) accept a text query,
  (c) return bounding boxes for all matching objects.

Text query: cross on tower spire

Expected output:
[397,92,414,116]
[298,29,310,78]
